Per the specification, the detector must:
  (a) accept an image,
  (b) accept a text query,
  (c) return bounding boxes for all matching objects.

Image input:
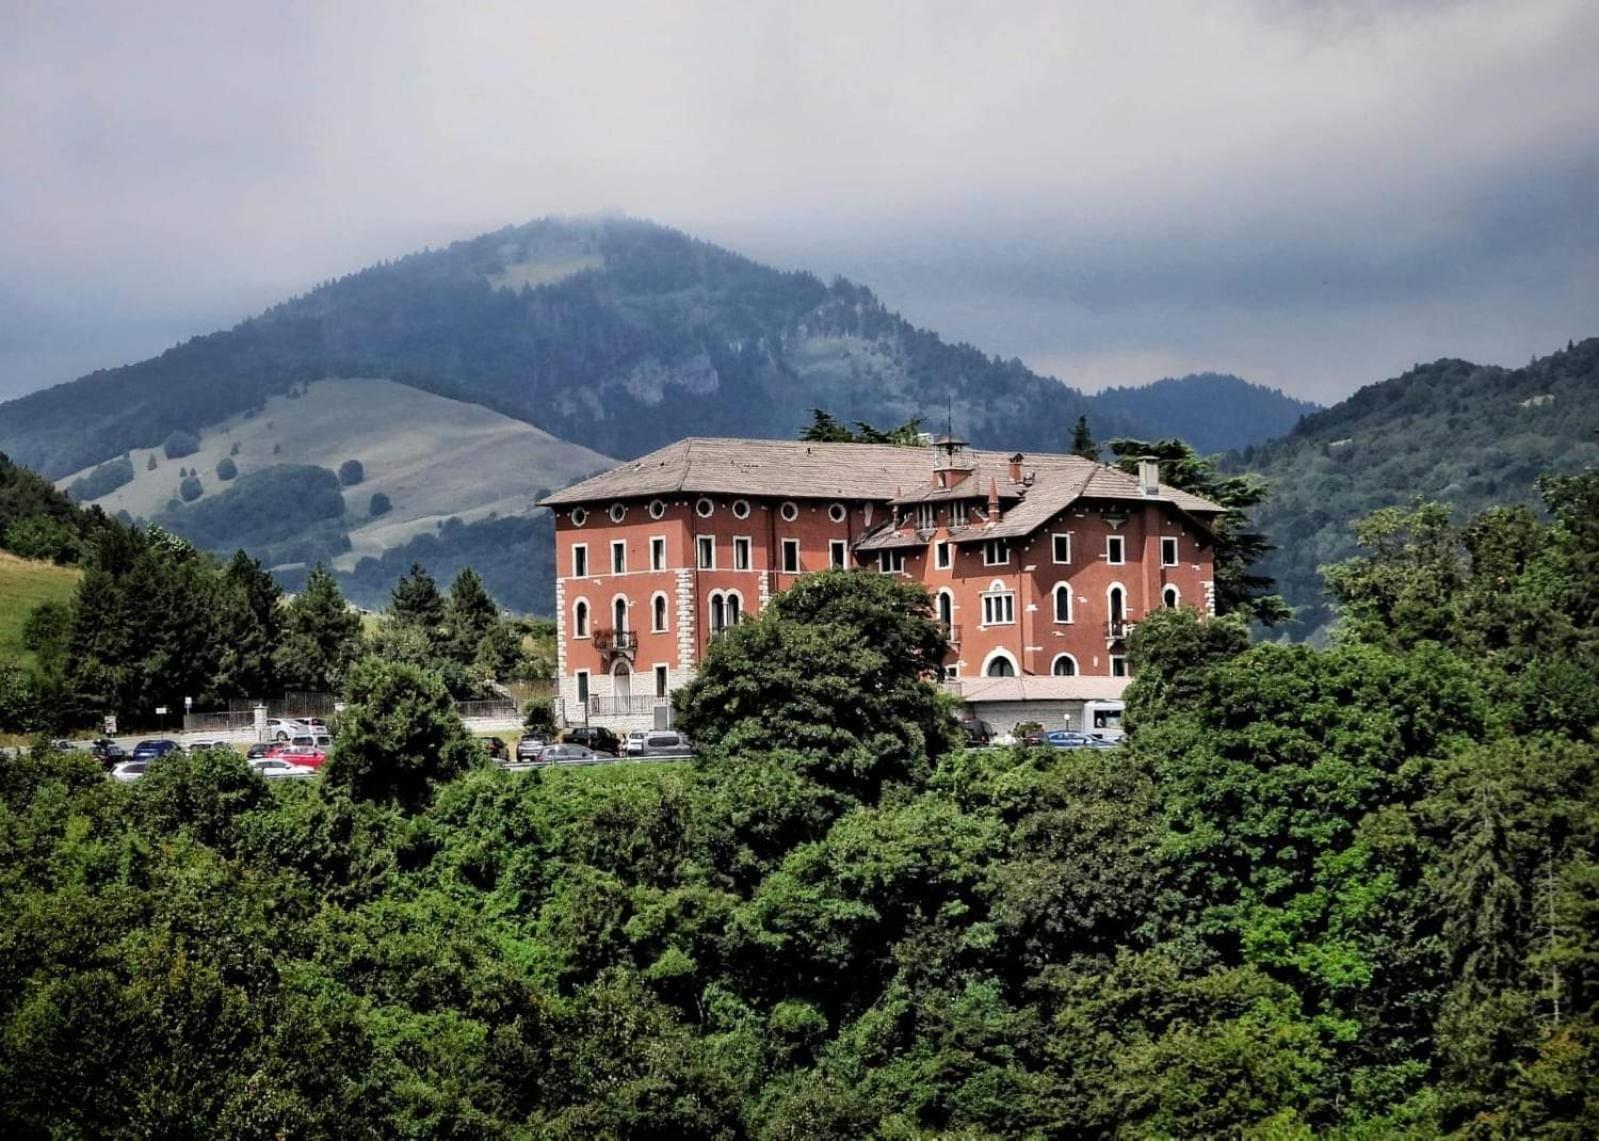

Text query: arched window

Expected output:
[1053,583,1072,623]
[1108,584,1127,636]
[1051,654,1078,676]
[937,589,953,629]
[710,594,726,633]
[726,593,741,627]
[573,599,590,638]
[613,596,628,631]
[652,594,668,632]
[1163,584,1180,609]
[986,654,1017,677]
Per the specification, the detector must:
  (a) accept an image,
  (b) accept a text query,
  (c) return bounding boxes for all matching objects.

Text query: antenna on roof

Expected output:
[945,392,954,439]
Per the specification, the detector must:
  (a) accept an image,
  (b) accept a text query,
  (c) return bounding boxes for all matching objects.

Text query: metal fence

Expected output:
[455,699,520,721]
[581,695,670,717]
[182,710,258,734]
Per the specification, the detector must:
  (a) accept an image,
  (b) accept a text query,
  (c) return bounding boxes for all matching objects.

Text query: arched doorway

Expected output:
[613,661,631,702]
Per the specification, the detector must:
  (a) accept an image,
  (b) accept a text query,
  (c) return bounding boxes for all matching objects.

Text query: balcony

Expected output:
[591,628,637,661]
[941,622,962,646]
[1107,619,1134,641]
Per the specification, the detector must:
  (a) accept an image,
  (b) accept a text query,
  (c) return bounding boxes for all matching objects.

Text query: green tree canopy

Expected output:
[272,564,362,693]
[325,656,480,808]
[388,561,445,633]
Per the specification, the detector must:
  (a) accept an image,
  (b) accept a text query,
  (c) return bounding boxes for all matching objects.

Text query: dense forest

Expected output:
[3,469,1597,1134]
[0,217,1314,482]
[1093,372,1320,455]
[1232,337,1599,638]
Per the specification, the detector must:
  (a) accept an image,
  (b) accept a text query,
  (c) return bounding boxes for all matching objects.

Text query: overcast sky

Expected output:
[2,0,1596,405]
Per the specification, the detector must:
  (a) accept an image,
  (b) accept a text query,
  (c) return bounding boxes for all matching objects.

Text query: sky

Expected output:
[2,0,1596,406]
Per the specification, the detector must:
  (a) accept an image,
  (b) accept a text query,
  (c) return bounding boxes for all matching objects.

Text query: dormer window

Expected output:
[916,503,937,530]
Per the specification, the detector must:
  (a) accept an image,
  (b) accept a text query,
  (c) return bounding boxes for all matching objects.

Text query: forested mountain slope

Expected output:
[1094,372,1320,454]
[0,217,1126,477]
[1236,337,1599,638]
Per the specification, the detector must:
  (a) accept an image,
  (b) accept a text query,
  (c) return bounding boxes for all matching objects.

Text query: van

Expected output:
[635,731,693,758]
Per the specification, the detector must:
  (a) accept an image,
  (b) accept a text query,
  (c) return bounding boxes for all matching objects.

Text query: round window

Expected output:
[828,503,847,523]
[608,503,626,523]
[570,507,588,527]
[695,497,715,518]
[648,499,666,520]
[780,501,799,522]
[732,499,750,519]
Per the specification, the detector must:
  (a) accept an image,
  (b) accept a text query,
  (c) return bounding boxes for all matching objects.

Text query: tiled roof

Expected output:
[538,439,1226,545]
[950,675,1130,704]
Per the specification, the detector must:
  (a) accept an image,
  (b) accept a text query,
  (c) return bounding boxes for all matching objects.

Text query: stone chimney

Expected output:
[1139,457,1160,497]
[1008,452,1024,483]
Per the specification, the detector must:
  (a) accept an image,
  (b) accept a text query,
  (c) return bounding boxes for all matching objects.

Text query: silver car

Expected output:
[533,743,600,765]
[633,731,693,758]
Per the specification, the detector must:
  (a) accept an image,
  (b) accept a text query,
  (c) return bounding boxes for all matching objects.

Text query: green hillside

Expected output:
[1236,337,1599,638]
[0,551,79,668]
[0,216,1301,479]
[1093,372,1320,455]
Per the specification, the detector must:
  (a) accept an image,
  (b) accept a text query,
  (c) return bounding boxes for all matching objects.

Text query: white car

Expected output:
[265,718,305,741]
[110,760,150,782]
[249,757,316,779]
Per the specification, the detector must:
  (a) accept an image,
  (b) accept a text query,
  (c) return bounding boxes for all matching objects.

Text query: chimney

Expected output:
[1139,457,1160,496]
[1008,452,1024,483]
[987,477,1001,522]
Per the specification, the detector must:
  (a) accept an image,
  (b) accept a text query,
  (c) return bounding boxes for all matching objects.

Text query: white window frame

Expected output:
[830,539,847,568]
[650,536,666,571]
[982,648,1019,677]
[1111,655,1129,678]
[916,503,937,530]
[829,503,847,523]
[1163,584,1181,609]
[1051,653,1079,676]
[935,540,952,570]
[781,538,800,574]
[878,549,905,575]
[733,536,752,571]
[1161,536,1179,566]
[1106,535,1126,565]
[980,582,1015,626]
[575,670,590,703]
[572,543,588,579]
[731,498,751,519]
[572,598,590,639]
[697,535,715,570]
[1052,583,1073,624]
[610,594,630,632]
[611,540,626,575]
[983,539,1010,566]
[653,664,669,698]
[1052,533,1071,564]
[780,501,799,522]
[696,497,715,518]
[651,591,669,632]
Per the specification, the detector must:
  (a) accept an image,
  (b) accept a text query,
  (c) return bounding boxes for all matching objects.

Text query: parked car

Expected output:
[288,733,332,749]
[561,726,621,756]
[480,736,508,761]
[90,738,127,767]
[110,760,150,782]
[957,719,995,746]
[633,731,693,758]
[248,757,316,779]
[131,739,181,760]
[278,745,328,769]
[623,730,649,756]
[515,733,553,762]
[1044,730,1117,749]
[265,718,305,741]
[534,743,601,765]
[188,739,234,752]
[245,742,274,760]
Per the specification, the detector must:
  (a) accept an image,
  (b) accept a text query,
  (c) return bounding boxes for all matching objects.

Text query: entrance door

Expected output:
[613,663,631,703]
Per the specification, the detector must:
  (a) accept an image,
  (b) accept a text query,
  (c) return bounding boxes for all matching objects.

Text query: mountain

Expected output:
[1234,337,1599,639]
[1092,372,1320,454]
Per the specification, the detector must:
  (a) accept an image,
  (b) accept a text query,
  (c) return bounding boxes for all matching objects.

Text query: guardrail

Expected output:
[583,695,670,717]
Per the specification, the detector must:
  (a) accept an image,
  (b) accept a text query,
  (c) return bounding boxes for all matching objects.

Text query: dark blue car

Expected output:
[130,738,180,760]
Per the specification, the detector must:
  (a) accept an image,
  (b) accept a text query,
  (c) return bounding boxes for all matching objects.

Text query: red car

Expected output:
[277,745,329,769]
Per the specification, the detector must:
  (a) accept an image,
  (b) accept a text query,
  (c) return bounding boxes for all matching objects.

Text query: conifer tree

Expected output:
[389,562,445,633]
[273,564,362,692]
[1070,415,1098,460]
[444,566,499,665]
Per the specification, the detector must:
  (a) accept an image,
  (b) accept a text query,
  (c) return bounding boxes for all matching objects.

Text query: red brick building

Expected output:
[537,436,1223,731]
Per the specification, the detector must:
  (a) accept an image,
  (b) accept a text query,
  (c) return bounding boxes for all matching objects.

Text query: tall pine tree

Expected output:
[273,565,362,693]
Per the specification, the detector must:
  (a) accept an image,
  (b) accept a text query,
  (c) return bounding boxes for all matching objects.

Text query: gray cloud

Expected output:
[2,0,1595,404]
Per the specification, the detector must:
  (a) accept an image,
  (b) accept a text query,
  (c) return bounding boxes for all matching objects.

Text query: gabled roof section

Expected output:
[537,438,1228,529]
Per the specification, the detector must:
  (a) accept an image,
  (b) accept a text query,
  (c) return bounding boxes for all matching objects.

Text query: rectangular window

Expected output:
[878,549,905,575]
[572,544,588,578]
[782,539,800,574]
[945,664,960,679]
[1111,655,1129,678]
[611,540,626,574]
[830,539,847,569]
[654,665,668,698]
[916,503,937,530]
[575,670,590,703]
[983,539,1009,566]
[1052,533,1071,564]
[1161,536,1179,566]
[650,537,666,571]
[734,537,752,571]
[697,536,715,569]
[935,540,952,569]
[981,591,1015,626]
[1106,535,1125,565]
